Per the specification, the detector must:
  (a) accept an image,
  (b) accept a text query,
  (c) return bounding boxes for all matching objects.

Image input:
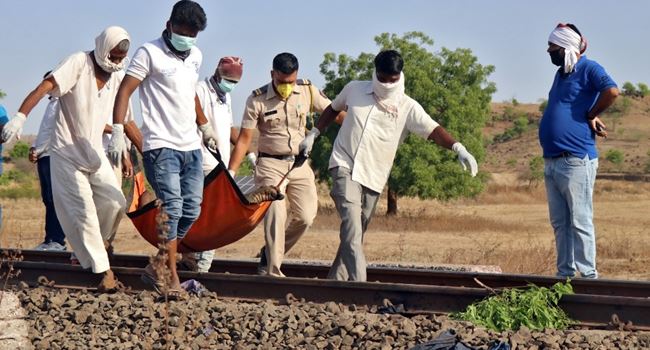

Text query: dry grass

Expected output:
[1,178,648,281]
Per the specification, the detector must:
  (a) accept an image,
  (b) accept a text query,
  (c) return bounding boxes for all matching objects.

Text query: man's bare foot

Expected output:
[97,269,118,293]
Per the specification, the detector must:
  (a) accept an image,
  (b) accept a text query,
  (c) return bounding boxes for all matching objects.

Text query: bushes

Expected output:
[605,149,624,165]
[9,141,30,159]
[0,168,40,199]
[621,81,649,98]
[493,116,532,143]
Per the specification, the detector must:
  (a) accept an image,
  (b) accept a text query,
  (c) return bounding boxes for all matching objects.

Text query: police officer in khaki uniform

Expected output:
[229,52,335,277]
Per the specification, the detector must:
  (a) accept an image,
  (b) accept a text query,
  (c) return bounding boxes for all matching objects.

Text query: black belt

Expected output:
[549,151,573,159]
[259,152,295,161]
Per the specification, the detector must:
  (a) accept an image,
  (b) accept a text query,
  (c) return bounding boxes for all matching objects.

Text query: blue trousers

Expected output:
[143,148,203,241]
[37,156,66,245]
[544,155,599,279]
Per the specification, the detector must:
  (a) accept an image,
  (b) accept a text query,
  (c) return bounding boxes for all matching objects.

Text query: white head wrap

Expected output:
[548,26,584,74]
[94,26,131,73]
[371,71,405,116]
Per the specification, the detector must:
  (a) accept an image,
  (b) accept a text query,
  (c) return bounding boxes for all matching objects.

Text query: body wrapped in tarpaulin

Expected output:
[126,151,273,253]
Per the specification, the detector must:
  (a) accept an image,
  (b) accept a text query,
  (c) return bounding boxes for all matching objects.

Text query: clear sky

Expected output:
[1,0,648,133]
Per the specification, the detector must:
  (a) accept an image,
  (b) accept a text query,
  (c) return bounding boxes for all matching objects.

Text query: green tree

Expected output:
[313,32,495,214]
[538,99,548,114]
[621,82,637,97]
[9,141,30,159]
[637,83,649,97]
[0,89,5,99]
[604,96,631,131]
[526,156,544,187]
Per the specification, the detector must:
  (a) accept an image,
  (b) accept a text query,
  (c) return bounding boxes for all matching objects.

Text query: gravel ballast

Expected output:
[17,287,650,349]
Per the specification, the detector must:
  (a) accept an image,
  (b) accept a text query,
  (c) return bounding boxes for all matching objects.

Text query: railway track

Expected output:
[5,250,650,329]
[17,249,650,298]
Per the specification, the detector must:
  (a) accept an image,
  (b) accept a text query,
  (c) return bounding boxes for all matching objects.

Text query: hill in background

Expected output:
[483,96,650,175]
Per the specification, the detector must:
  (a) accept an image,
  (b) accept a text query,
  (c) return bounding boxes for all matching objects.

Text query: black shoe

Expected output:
[257,247,267,275]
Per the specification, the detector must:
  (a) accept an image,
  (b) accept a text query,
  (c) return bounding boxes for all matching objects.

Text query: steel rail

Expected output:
[15,249,650,298]
[6,260,650,328]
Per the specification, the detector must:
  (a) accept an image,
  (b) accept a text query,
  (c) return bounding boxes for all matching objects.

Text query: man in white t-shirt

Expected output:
[2,26,134,292]
[110,0,216,297]
[193,56,256,272]
[303,50,479,281]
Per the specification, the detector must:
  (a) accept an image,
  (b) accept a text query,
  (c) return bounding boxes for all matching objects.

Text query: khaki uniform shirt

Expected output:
[241,80,330,156]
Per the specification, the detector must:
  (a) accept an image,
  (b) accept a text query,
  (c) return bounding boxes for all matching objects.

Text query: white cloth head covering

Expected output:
[371,71,405,116]
[94,26,130,73]
[548,25,584,74]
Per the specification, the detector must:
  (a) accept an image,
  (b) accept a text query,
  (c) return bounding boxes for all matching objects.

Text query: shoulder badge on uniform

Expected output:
[252,84,269,97]
[296,79,312,85]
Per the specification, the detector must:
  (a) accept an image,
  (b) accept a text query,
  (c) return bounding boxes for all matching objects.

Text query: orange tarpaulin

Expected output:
[126,157,271,253]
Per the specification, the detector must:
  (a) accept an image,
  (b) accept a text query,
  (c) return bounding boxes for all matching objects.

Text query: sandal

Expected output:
[141,264,186,301]
[140,265,164,294]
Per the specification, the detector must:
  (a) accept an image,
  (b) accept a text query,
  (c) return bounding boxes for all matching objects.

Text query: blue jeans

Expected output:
[544,155,598,278]
[37,156,66,246]
[143,148,203,241]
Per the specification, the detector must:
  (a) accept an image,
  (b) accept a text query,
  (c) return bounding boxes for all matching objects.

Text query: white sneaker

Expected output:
[46,242,66,251]
[34,242,67,251]
[33,242,51,251]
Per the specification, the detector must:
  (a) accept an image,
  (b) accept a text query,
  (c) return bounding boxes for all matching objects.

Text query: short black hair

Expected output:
[43,71,52,79]
[272,53,299,74]
[170,0,207,32]
[374,50,403,75]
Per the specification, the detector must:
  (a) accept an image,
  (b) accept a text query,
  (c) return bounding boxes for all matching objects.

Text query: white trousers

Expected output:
[50,152,126,273]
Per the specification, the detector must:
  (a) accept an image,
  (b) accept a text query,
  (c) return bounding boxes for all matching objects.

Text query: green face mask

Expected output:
[275,83,294,99]
[170,31,196,52]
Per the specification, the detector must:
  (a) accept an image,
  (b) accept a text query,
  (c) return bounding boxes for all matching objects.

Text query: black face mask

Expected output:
[549,50,564,67]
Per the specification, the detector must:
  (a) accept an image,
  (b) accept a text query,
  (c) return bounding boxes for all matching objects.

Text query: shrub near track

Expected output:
[453,281,575,332]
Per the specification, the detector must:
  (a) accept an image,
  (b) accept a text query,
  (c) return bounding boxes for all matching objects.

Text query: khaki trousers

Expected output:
[51,152,126,273]
[255,157,318,276]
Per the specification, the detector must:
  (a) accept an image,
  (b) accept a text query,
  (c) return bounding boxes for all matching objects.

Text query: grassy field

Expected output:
[1,177,648,281]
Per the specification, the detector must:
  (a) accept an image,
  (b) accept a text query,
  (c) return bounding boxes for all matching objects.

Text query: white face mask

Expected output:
[371,71,405,115]
[94,26,131,73]
[94,52,128,73]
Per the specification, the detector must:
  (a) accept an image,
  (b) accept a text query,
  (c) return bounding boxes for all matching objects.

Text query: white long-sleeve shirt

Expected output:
[32,98,60,158]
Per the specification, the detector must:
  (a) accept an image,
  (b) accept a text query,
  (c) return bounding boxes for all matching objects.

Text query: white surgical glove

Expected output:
[198,122,218,151]
[452,142,478,177]
[2,112,27,143]
[299,128,320,156]
[246,152,257,168]
[107,124,126,165]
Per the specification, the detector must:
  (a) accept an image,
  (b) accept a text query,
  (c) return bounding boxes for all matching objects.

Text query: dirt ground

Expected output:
[1,175,648,281]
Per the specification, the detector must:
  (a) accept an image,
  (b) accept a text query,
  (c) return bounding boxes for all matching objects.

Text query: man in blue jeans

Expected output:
[111,0,216,296]
[539,23,619,279]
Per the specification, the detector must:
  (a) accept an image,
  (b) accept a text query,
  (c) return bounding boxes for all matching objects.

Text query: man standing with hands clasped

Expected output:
[307,50,478,282]
[540,23,618,279]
